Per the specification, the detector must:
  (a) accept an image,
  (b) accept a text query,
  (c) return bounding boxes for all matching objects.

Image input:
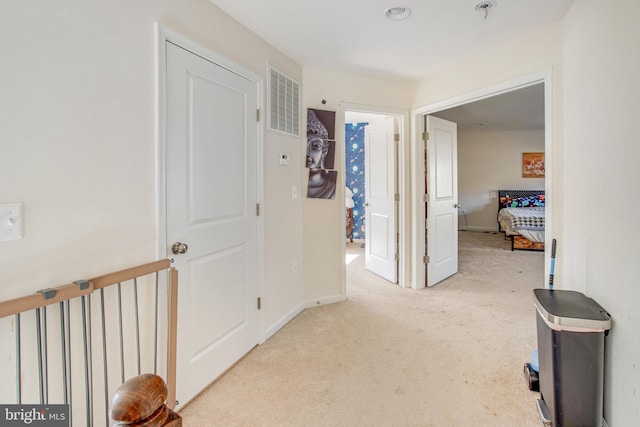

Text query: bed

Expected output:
[497,190,545,251]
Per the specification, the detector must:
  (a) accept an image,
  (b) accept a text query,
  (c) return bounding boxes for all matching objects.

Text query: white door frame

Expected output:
[155,23,265,341]
[340,103,411,290]
[411,69,553,289]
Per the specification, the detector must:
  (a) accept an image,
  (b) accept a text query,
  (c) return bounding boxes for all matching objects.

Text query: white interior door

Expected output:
[165,41,260,406]
[426,115,458,286]
[364,117,398,283]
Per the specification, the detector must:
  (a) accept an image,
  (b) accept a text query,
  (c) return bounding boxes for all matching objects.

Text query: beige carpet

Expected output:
[179,231,545,426]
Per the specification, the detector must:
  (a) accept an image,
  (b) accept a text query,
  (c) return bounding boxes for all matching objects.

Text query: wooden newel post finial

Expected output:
[111,374,181,426]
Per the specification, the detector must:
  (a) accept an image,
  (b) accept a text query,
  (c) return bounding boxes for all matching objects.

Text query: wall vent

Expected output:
[269,65,300,136]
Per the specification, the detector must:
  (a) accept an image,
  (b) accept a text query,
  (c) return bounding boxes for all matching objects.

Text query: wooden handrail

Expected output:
[0,258,179,424]
[0,282,94,319]
[90,259,171,289]
[0,259,172,319]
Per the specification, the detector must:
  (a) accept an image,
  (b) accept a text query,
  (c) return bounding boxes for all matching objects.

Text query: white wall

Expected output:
[0,0,303,340]
[563,1,640,423]
[457,130,544,231]
[302,67,415,303]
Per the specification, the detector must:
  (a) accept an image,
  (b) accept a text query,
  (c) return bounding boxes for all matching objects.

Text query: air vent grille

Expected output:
[269,66,300,136]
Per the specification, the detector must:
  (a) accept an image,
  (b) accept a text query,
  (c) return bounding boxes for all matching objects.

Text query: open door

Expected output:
[364,117,398,283]
[426,115,458,286]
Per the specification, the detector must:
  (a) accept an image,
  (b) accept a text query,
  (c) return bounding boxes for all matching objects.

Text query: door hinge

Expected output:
[423,194,429,202]
[422,131,429,141]
[257,297,262,310]
[423,255,430,263]
[256,203,260,216]
[257,109,260,122]
[394,193,400,202]
[394,133,400,142]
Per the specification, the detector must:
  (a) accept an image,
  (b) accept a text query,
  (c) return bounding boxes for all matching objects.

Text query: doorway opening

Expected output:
[413,71,552,288]
[341,105,410,291]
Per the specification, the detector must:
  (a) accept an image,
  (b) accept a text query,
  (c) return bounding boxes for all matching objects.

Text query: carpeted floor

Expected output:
[179,231,545,426]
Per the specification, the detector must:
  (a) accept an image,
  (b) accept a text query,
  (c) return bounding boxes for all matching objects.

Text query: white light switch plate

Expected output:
[0,203,24,241]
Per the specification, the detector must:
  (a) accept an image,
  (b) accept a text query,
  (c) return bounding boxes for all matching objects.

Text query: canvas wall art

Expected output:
[523,152,545,178]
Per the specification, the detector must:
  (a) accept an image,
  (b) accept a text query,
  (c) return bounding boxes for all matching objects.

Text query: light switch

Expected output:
[292,186,298,199]
[0,203,24,241]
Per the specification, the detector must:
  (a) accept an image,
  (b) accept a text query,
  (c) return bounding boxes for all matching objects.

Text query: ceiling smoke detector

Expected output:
[385,6,412,21]
[475,1,497,20]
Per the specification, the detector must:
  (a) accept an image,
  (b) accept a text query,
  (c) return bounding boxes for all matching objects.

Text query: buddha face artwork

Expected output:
[306,108,337,199]
[306,109,336,170]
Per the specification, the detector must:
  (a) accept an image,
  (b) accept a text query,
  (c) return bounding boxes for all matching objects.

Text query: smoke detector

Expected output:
[475,1,497,20]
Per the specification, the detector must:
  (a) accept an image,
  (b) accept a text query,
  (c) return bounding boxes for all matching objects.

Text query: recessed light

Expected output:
[385,6,412,21]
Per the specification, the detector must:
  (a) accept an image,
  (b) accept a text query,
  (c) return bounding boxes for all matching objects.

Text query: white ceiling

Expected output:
[209,0,574,81]
[432,83,545,131]
[210,0,565,131]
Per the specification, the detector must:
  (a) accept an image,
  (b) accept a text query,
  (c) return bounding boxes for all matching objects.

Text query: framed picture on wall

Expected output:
[306,108,336,169]
[522,152,545,178]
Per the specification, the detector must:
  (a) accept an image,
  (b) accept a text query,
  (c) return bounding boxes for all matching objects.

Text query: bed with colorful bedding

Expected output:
[497,190,545,251]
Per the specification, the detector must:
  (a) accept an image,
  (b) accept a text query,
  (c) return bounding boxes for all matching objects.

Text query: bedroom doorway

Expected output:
[342,105,411,289]
[344,111,397,283]
[412,71,552,288]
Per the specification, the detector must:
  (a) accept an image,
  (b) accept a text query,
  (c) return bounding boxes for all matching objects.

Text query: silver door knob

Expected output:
[171,242,188,255]
[453,203,461,208]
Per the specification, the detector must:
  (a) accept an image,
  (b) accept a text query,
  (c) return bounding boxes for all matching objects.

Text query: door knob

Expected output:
[364,203,369,207]
[453,203,461,208]
[171,242,188,255]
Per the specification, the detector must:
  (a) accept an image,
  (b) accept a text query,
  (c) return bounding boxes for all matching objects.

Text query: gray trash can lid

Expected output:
[534,289,611,332]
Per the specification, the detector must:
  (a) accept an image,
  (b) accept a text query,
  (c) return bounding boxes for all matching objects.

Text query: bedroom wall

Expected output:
[0,0,303,344]
[562,0,640,423]
[302,67,415,303]
[457,130,544,231]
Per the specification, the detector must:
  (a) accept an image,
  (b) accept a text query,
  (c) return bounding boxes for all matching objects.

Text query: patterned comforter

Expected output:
[499,207,545,231]
[498,207,545,244]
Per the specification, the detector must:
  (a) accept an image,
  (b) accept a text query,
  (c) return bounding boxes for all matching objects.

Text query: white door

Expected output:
[165,42,260,406]
[426,115,458,286]
[364,117,398,283]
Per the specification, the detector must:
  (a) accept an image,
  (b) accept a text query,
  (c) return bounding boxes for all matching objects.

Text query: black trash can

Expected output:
[533,289,611,426]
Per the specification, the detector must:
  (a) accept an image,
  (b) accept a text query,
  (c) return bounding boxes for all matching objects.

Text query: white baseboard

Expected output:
[262,294,347,343]
[458,226,499,232]
[263,303,305,342]
[304,293,345,309]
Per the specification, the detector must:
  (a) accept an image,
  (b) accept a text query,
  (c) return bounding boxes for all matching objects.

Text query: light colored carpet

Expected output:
[179,231,545,426]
